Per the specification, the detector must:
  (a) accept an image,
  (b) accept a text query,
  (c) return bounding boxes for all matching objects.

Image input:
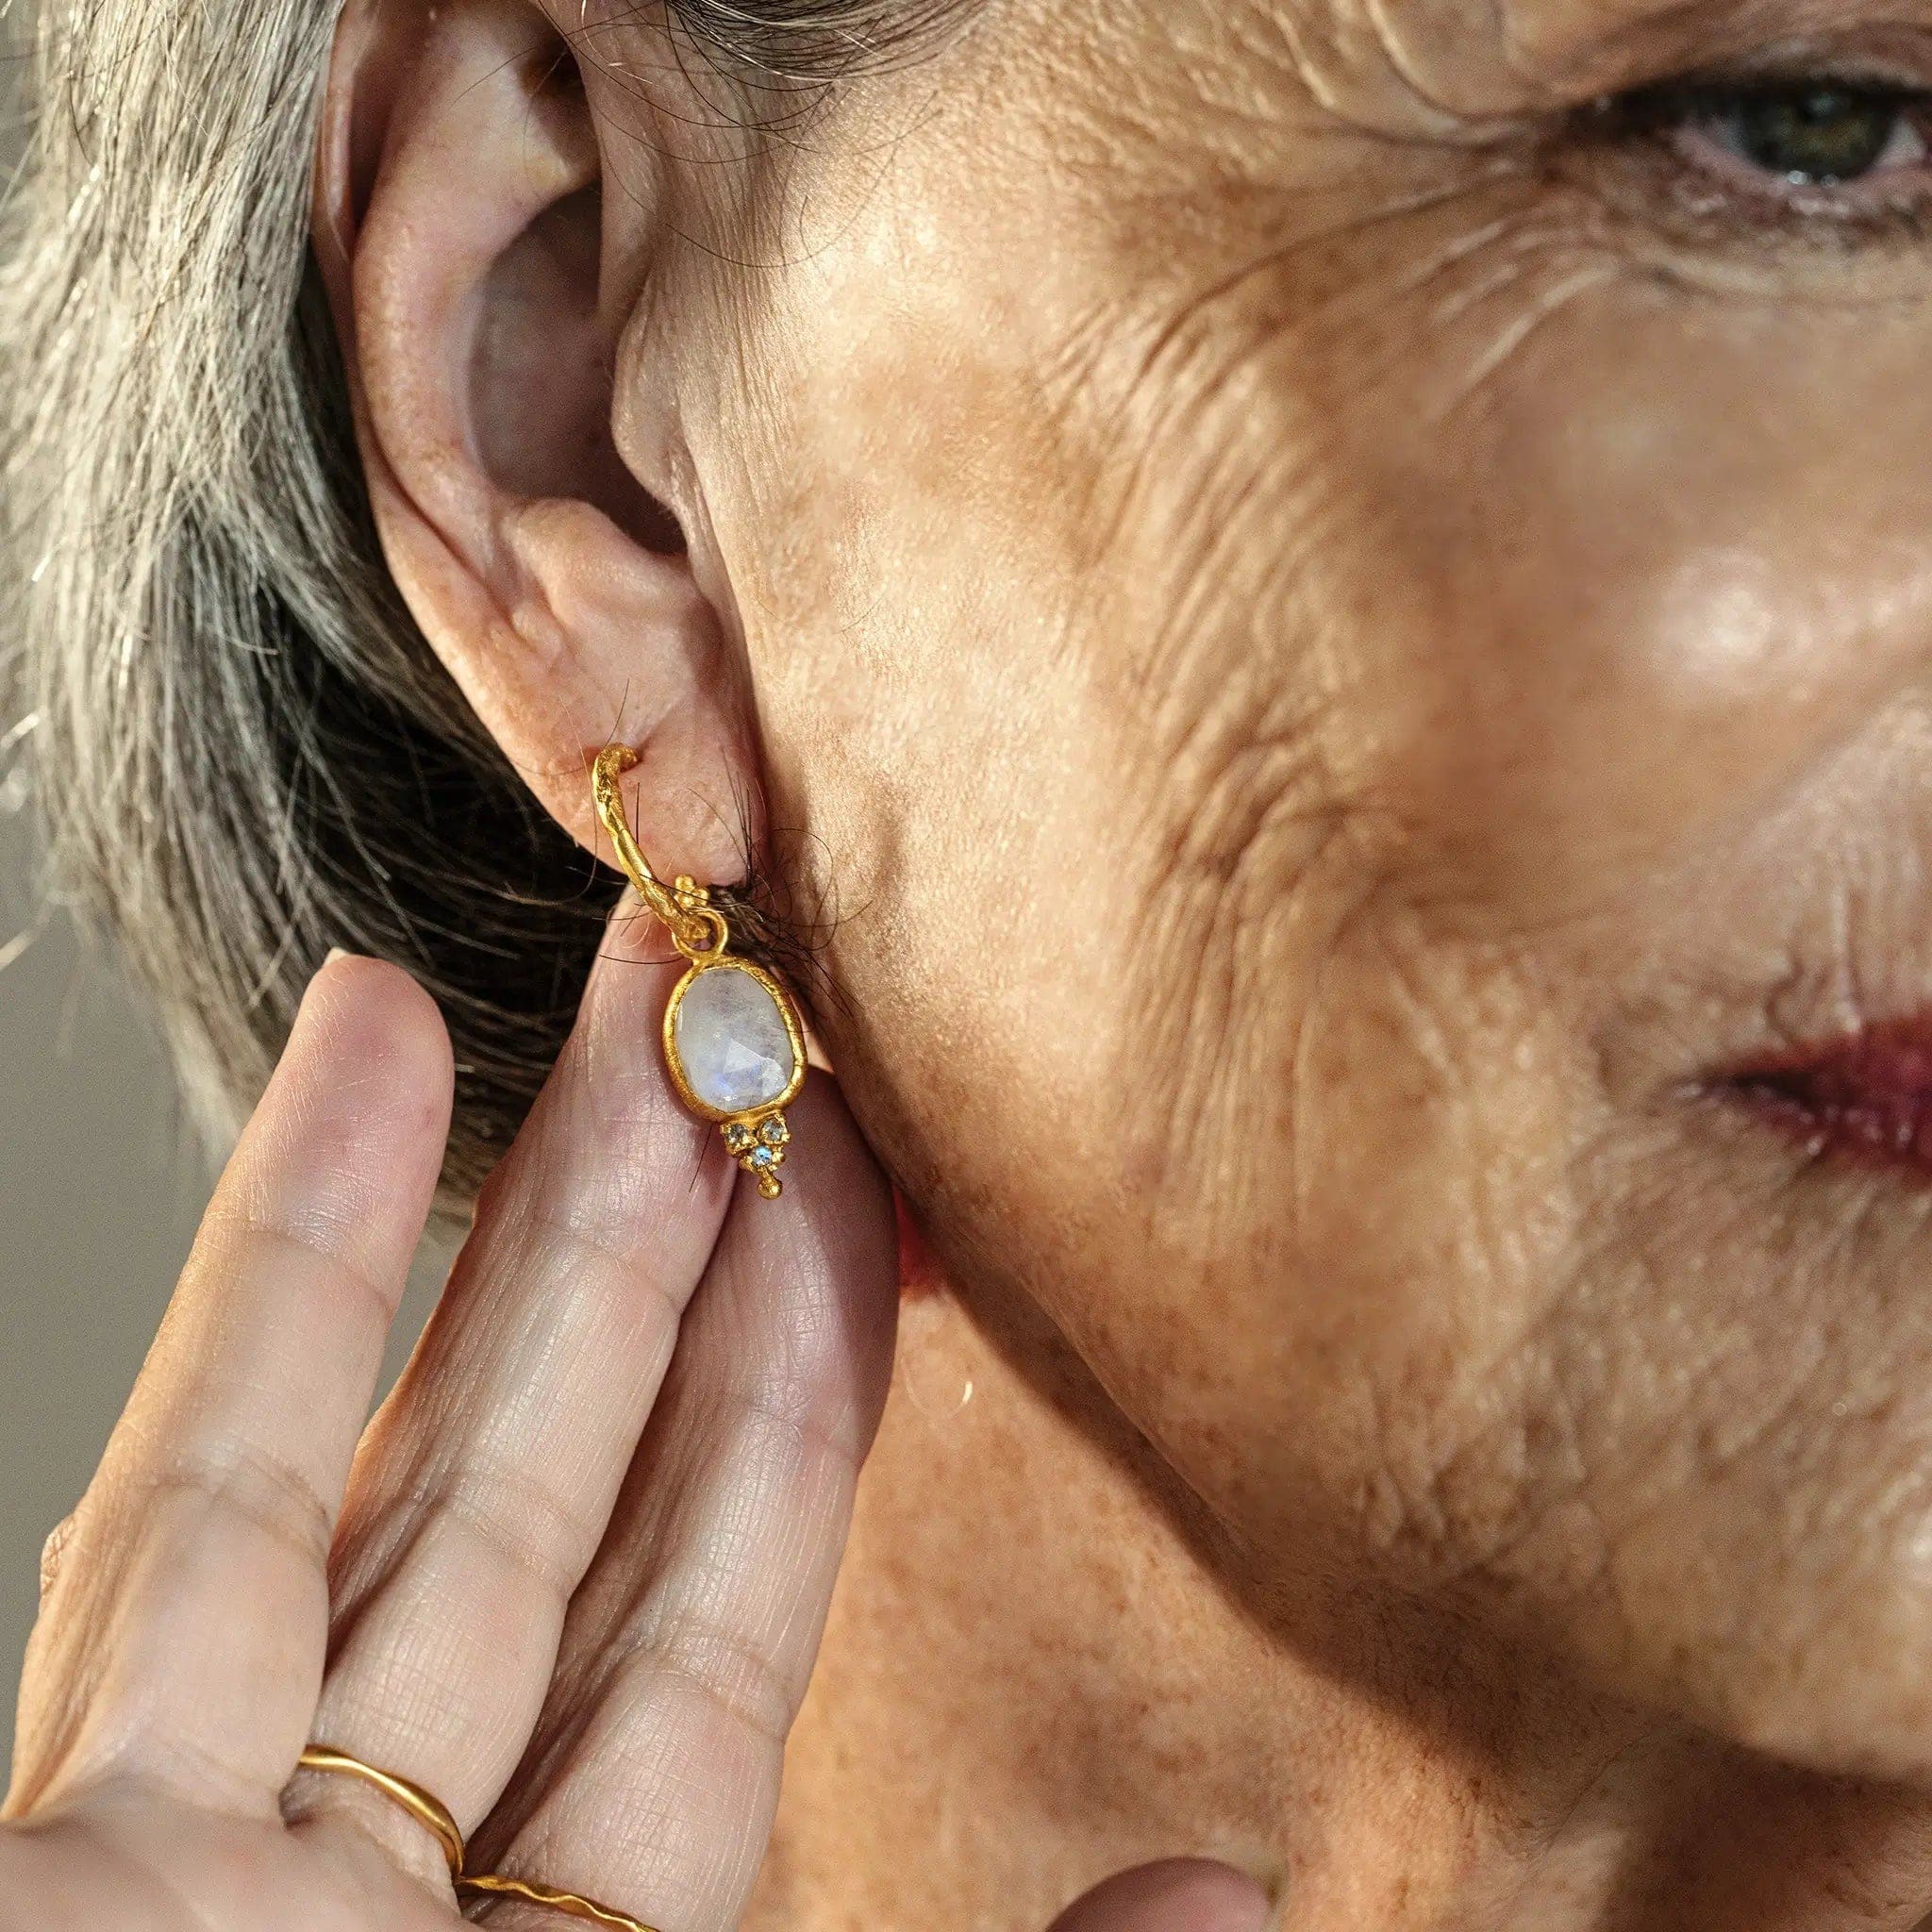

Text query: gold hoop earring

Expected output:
[591,745,806,1198]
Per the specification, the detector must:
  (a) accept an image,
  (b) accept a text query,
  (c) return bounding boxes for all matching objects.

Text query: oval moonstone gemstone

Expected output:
[671,963,798,1115]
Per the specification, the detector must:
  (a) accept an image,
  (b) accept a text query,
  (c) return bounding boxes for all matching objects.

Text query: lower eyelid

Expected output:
[1544,105,1932,293]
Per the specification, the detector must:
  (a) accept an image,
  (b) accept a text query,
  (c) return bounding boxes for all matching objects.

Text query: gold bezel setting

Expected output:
[662,959,808,1198]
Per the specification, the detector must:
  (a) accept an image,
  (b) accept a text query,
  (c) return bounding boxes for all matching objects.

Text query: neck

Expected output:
[751,1281,1932,1932]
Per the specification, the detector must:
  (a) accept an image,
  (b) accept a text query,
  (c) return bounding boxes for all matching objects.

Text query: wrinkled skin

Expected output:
[324,0,1932,1924]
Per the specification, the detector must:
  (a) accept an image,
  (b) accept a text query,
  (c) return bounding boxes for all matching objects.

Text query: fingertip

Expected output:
[776,1070,900,1321]
[785,1069,895,1232]
[303,947,439,1035]
[591,889,676,968]
[1049,1860,1274,1932]
[236,953,456,1257]
[296,952,455,1125]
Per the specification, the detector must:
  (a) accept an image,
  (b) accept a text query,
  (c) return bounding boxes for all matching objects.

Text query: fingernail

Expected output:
[307,946,354,997]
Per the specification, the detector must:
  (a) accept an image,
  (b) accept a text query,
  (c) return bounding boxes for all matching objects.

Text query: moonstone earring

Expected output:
[591,744,807,1197]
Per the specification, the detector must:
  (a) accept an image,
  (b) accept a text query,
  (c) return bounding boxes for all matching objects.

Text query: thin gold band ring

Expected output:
[297,1745,659,1931]
[297,1746,465,1877]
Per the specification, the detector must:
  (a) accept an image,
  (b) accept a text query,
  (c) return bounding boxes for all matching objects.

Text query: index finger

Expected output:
[9,957,451,1819]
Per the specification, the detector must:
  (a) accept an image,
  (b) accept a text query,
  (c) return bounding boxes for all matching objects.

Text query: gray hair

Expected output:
[0,0,934,1192]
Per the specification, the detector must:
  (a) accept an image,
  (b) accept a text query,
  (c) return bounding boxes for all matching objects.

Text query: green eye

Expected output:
[1593,71,1932,242]
[1716,85,1914,186]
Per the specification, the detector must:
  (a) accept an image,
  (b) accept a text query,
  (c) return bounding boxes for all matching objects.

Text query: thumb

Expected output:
[1049,1860,1273,1932]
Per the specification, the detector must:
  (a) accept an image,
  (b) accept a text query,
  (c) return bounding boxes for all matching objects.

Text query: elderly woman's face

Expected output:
[617,0,1932,1773]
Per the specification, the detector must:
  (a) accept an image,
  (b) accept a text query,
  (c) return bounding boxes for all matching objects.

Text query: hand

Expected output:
[0,913,1267,1931]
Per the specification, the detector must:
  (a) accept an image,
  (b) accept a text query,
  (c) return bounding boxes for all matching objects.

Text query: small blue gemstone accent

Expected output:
[750,1147,774,1167]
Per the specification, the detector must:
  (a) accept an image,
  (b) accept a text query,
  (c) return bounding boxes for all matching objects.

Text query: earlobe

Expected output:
[311,0,756,885]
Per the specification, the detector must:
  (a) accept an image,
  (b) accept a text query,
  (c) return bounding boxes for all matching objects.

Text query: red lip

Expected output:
[1718,1017,1932,1177]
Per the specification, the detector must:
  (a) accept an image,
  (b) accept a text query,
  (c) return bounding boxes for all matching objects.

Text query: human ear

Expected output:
[311,0,753,882]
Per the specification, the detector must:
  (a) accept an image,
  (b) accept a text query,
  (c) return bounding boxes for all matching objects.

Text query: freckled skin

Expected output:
[587,0,1932,1921]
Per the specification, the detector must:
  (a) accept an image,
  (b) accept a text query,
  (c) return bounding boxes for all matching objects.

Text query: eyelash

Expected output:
[1587,74,1932,242]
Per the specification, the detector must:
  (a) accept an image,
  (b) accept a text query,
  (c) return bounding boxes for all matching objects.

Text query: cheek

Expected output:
[706,94,1932,1637]
[1335,282,1932,924]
